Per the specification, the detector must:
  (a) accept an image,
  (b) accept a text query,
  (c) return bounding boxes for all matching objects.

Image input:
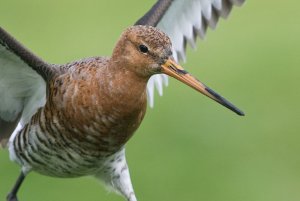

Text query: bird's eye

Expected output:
[139,44,148,53]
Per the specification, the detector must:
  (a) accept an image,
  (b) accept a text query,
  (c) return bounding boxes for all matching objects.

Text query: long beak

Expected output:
[161,58,244,116]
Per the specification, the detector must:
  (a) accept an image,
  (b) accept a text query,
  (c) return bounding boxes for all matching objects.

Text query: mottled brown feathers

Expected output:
[123,26,172,50]
[47,55,147,150]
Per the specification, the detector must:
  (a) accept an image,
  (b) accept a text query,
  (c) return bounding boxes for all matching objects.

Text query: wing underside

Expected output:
[0,27,54,147]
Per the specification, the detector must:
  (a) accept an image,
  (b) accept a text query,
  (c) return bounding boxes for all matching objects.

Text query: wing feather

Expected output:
[135,0,245,107]
[0,27,55,147]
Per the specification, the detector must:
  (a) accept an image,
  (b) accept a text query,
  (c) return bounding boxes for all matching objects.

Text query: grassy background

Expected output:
[1,0,300,201]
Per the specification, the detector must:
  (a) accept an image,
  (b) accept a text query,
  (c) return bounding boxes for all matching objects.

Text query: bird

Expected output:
[0,0,245,201]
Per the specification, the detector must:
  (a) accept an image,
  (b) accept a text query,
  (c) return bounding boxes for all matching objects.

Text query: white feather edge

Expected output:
[0,44,46,127]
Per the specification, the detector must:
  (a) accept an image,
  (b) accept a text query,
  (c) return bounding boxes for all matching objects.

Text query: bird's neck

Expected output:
[103,61,148,108]
[93,63,148,146]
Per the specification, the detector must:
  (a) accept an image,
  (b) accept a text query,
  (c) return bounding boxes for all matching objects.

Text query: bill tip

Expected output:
[236,110,245,116]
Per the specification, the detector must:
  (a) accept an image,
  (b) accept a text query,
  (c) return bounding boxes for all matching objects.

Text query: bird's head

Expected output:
[111,25,172,76]
[112,25,244,116]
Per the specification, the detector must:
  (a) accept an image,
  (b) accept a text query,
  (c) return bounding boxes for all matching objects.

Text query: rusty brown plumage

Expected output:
[48,55,148,151]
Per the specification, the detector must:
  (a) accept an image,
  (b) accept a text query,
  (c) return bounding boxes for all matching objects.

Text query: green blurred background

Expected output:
[1,0,300,201]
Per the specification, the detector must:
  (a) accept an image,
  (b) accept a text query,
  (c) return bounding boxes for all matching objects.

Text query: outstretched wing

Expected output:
[135,0,245,107]
[0,27,55,147]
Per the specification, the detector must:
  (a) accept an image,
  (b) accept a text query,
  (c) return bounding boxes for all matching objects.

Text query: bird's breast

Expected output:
[46,65,148,155]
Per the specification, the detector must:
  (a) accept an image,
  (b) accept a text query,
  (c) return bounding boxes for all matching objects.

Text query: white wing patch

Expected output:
[146,0,244,107]
[0,45,46,126]
[147,74,168,107]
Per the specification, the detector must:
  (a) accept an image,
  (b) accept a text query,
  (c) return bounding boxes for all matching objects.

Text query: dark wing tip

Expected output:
[135,0,173,26]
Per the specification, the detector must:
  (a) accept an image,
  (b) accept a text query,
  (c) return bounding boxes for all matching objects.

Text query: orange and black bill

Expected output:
[161,58,245,116]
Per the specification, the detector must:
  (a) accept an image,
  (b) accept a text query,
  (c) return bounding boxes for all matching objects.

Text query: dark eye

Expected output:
[139,44,148,53]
